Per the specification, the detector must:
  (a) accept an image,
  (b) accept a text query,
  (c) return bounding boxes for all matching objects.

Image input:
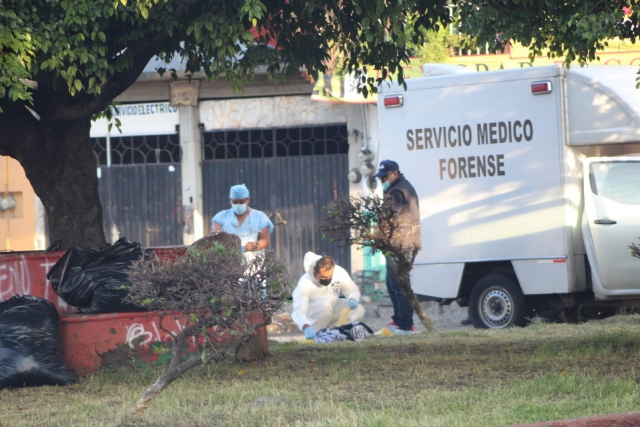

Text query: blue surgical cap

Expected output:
[229,184,250,199]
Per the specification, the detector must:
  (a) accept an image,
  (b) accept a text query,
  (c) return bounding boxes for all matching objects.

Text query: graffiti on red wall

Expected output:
[125,318,188,349]
[0,253,69,310]
[0,247,188,313]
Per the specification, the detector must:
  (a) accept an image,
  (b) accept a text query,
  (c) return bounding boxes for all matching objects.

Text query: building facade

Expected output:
[0,61,383,276]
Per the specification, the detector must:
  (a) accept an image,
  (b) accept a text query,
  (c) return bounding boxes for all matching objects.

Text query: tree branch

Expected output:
[125,233,291,418]
[56,0,207,122]
[175,0,203,20]
[52,31,171,122]
[319,196,435,332]
[0,97,46,159]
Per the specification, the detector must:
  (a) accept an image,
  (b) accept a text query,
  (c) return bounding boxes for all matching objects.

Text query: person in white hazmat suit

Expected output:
[292,252,365,339]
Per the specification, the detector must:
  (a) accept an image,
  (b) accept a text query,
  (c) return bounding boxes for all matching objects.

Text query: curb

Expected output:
[508,412,640,427]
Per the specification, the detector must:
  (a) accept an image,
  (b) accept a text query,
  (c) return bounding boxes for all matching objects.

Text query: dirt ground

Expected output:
[268,300,471,341]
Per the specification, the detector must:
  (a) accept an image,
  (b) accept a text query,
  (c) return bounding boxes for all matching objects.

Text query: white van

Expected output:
[377,64,640,328]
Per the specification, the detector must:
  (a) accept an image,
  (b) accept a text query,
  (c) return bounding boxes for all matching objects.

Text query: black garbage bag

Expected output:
[47,237,149,313]
[0,295,77,388]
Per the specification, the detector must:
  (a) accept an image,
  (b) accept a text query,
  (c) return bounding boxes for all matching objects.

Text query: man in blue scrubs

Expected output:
[210,184,274,260]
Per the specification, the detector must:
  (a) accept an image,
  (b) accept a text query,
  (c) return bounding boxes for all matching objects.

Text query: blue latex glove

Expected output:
[348,298,358,309]
[304,327,316,340]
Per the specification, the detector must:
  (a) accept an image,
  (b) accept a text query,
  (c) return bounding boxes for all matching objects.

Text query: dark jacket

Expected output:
[384,174,422,249]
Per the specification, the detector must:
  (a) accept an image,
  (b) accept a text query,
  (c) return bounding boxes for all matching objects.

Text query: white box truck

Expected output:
[377,64,640,328]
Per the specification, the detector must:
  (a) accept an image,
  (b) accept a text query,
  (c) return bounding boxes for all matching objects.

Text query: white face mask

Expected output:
[232,204,247,215]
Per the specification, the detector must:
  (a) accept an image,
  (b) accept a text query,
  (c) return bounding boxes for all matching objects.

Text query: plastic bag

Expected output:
[314,328,347,344]
[314,321,374,344]
[337,321,374,341]
[0,295,77,388]
[47,237,149,313]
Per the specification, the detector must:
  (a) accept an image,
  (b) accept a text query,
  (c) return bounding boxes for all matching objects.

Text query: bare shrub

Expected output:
[125,232,292,417]
[319,195,434,332]
[630,240,640,260]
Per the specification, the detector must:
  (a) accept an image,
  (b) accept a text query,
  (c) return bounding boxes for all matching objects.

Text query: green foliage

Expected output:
[0,7,34,111]
[414,26,460,64]
[402,13,464,63]
[0,0,453,112]
[93,104,123,133]
[151,344,171,355]
[457,0,636,68]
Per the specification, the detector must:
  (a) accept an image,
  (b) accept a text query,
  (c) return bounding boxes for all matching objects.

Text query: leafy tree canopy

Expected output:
[456,0,637,66]
[0,0,450,249]
[0,0,451,112]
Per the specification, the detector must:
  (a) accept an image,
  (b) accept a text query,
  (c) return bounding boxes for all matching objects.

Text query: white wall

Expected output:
[91,102,179,137]
[199,95,347,130]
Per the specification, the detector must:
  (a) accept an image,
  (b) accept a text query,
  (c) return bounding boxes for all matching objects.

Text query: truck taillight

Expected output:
[384,95,403,108]
[531,81,552,95]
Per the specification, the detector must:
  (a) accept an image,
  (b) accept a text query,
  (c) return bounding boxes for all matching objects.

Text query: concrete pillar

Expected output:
[345,103,381,276]
[178,105,204,245]
[364,104,380,170]
[345,105,367,275]
[34,196,47,250]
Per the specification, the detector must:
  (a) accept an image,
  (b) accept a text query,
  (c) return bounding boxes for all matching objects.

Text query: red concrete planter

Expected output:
[0,247,268,377]
[0,250,69,310]
[0,246,187,312]
[59,311,268,377]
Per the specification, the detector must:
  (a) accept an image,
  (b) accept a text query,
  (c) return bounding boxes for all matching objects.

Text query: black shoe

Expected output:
[460,317,472,326]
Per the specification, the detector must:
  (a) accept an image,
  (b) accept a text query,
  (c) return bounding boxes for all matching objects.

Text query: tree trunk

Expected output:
[397,274,435,332]
[127,359,201,418]
[391,252,435,333]
[28,118,106,250]
[128,326,203,418]
[0,100,107,250]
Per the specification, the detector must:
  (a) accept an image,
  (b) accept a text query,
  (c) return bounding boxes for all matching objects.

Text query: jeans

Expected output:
[385,261,414,330]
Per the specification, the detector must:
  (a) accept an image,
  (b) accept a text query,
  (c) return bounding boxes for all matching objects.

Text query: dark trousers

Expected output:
[385,261,414,330]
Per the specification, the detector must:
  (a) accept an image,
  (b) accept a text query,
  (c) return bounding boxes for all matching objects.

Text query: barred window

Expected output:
[203,124,348,160]
[92,137,108,166]
[92,134,180,165]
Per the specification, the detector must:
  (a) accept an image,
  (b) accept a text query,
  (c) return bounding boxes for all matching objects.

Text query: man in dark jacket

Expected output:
[373,160,421,334]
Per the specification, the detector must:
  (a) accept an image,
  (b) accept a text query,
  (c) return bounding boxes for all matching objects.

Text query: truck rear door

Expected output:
[583,157,640,295]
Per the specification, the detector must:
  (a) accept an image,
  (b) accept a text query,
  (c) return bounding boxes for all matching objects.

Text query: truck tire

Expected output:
[469,274,526,329]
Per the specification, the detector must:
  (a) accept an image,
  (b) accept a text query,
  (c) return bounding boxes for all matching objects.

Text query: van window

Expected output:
[589,161,640,204]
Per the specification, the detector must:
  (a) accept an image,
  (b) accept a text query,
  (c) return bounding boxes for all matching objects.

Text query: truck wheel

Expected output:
[469,274,525,329]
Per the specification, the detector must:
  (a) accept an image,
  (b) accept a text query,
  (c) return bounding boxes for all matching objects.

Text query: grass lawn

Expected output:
[2,315,640,427]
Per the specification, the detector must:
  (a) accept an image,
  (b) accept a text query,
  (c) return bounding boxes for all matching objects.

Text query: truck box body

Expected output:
[377,65,640,316]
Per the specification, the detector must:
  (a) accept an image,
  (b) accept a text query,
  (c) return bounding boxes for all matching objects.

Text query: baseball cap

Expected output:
[373,160,400,178]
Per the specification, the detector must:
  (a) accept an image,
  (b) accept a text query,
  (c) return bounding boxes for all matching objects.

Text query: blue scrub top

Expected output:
[211,208,274,241]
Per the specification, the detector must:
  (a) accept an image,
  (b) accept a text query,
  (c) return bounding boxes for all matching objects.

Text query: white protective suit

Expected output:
[291,252,365,332]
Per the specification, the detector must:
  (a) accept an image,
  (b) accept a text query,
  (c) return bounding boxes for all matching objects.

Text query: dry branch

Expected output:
[319,196,434,332]
[630,240,640,260]
[125,232,292,417]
